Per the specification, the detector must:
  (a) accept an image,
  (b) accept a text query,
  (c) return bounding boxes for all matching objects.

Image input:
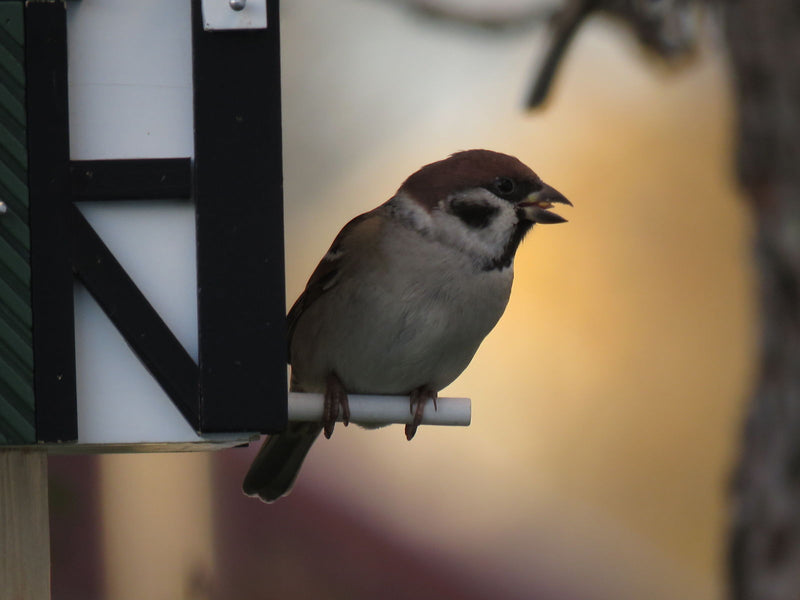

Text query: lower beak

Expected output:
[517,184,572,224]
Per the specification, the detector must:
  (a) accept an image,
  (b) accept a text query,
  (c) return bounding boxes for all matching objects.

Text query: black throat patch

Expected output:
[484,218,534,271]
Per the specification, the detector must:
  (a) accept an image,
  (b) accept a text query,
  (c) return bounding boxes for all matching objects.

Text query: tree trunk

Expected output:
[724,1,800,599]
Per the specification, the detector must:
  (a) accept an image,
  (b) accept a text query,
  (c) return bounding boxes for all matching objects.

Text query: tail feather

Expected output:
[242,422,322,502]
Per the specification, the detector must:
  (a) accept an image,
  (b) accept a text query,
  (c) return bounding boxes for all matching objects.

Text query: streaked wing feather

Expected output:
[286,210,381,363]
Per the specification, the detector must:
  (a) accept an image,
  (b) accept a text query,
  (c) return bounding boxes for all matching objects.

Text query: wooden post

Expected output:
[0,449,50,600]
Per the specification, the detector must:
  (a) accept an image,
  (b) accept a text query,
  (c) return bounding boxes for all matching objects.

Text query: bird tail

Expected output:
[242,422,322,502]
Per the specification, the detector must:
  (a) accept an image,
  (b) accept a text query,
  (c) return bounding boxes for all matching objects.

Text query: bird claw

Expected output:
[405,387,437,441]
[323,373,350,439]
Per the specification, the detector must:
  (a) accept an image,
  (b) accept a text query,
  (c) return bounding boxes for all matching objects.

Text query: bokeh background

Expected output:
[50,1,755,598]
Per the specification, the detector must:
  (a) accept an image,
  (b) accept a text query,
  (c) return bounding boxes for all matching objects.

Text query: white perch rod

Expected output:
[287,393,471,427]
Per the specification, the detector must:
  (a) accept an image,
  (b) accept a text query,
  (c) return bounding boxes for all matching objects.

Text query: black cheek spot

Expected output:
[450,202,500,229]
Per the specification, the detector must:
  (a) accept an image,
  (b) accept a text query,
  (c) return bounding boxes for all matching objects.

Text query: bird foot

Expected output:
[323,372,350,439]
[405,387,437,441]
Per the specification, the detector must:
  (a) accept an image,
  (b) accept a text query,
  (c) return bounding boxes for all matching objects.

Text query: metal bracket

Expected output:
[201,0,267,31]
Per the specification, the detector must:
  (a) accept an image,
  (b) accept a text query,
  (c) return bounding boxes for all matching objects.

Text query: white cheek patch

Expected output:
[388,189,522,266]
[434,191,519,260]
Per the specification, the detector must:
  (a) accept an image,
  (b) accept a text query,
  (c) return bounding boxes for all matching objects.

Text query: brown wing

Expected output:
[286,210,382,363]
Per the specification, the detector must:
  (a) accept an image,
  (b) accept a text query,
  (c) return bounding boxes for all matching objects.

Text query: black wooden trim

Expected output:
[70,205,201,429]
[70,158,192,201]
[191,0,287,433]
[26,0,78,443]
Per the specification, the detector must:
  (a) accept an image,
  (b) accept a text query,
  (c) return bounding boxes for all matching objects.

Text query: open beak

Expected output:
[517,184,572,224]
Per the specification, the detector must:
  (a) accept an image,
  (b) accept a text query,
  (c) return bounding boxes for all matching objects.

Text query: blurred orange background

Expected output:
[50,1,755,599]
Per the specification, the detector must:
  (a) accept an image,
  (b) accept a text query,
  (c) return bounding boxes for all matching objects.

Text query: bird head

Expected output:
[394,149,572,270]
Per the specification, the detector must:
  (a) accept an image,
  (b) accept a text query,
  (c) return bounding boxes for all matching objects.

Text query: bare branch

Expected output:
[391,0,554,32]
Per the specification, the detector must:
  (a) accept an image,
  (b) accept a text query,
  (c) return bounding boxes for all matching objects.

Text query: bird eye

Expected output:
[494,177,516,196]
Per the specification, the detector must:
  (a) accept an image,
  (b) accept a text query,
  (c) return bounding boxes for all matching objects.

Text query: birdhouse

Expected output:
[0,0,287,449]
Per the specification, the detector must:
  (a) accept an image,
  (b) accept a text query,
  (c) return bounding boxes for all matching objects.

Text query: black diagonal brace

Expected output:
[70,205,200,429]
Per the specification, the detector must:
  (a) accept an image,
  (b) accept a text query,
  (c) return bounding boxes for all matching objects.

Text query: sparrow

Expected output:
[242,149,571,502]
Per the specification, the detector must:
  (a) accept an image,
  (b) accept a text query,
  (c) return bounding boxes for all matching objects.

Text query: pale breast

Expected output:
[289,223,514,394]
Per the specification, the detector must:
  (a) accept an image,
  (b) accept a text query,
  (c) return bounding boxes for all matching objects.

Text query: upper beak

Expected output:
[517,184,572,224]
